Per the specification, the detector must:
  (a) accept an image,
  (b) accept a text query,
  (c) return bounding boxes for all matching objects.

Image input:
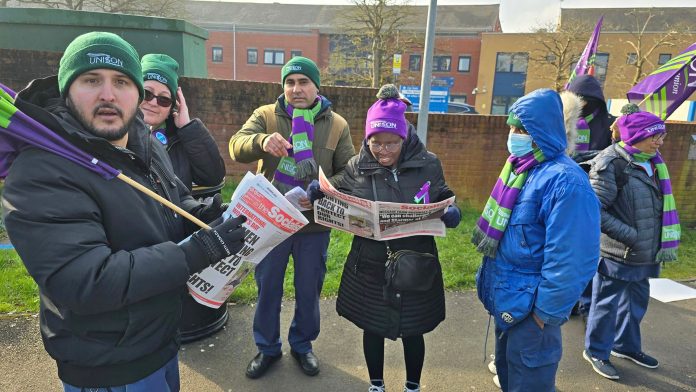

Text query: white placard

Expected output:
[648,278,696,303]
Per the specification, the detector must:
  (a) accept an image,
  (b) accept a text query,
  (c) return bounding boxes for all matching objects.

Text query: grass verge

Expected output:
[1,183,694,312]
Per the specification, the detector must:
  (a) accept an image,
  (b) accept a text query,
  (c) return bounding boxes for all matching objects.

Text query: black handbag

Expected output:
[370,176,438,292]
[384,242,438,292]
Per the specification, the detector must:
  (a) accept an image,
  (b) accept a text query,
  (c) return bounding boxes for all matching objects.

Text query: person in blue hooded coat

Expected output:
[474,89,601,392]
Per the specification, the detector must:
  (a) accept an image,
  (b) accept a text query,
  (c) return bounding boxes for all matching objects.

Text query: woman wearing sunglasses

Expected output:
[140,53,225,192]
[140,54,228,343]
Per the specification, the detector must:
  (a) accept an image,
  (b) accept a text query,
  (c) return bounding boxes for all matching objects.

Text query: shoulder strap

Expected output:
[326,112,347,151]
[612,157,629,192]
[370,175,392,253]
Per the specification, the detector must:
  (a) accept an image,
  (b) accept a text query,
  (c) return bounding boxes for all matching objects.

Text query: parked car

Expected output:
[447,102,478,114]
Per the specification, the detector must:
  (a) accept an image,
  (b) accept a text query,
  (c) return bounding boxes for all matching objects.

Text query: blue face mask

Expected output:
[507,133,534,157]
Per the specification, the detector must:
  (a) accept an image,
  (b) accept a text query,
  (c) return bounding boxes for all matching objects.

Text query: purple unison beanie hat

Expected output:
[617,110,666,145]
[365,98,408,140]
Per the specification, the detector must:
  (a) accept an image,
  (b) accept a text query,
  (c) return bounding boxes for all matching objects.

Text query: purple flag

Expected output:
[0,83,120,179]
[565,16,604,90]
[627,42,696,120]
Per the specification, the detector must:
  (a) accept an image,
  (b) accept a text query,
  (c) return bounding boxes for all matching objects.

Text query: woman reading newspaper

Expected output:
[307,85,461,392]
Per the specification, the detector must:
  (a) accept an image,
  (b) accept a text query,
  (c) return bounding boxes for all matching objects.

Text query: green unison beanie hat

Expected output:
[141,53,179,98]
[58,31,143,99]
[281,56,320,89]
[506,111,525,130]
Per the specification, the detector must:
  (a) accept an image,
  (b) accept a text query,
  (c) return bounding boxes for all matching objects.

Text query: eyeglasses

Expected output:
[369,141,402,153]
[143,90,173,108]
[651,133,667,143]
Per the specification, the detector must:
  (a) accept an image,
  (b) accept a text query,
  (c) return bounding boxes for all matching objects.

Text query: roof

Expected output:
[560,7,696,32]
[185,1,500,34]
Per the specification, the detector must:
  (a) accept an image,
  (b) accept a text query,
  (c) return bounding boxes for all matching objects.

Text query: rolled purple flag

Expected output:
[565,16,604,90]
[0,83,120,180]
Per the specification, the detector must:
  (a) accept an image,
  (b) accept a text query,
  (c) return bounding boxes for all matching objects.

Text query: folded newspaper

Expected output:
[186,172,309,308]
[314,168,454,240]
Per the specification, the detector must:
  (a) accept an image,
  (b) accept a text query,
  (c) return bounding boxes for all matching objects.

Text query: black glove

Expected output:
[440,205,462,228]
[306,180,325,204]
[180,215,248,273]
[197,194,226,224]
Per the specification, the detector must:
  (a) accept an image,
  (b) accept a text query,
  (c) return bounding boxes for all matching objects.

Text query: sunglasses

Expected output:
[143,90,173,108]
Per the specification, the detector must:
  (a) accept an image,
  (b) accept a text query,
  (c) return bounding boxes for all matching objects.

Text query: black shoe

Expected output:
[611,349,659,368]
[583,349,620,380]
[290,349,320,376]
[245,352,282,379]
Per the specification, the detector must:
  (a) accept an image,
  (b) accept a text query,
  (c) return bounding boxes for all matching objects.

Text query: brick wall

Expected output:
[178,77,696,226]
[1,49,61,91]
[2,49,696,225]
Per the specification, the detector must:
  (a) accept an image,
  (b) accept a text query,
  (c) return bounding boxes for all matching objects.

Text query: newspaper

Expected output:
[314,168,454,240]
[186,172,309,308]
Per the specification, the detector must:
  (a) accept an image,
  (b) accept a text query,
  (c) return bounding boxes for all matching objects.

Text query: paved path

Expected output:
[1,289,695,391]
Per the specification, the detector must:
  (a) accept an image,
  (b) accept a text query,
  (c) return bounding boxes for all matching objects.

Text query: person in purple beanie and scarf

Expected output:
[229,56,355,379]
[307,84,461,392]
[474,89,600,392]
[583,104,680,381]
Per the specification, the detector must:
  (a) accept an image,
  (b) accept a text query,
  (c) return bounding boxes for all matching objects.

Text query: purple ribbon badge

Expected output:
[414,181,431,204]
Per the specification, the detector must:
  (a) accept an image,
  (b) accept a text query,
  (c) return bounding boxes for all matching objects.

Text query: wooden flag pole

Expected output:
[117,173,211,230]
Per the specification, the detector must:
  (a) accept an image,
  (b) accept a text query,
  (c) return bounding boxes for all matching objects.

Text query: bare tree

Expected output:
[14,0,85,10]
[529,20,593,91]
[11,0,186,18]
[333,0,418,88]
[89,0,186,18]
[621,9,683,86]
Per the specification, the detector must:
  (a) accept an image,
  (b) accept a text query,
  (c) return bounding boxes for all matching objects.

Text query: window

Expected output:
[264,50,285,65]
[290,50,302,58]
[247,49,258,64]
[658,53,672,65]
[450,95,468,104]
[511,53,528,72]
[457,56,471,72]
[627,52,637,64]
[212,47,223,63]
[491,96,520,115]
[495,52,528,73]
[496,53,512,72]
[433,56,451,72]
[409,54,422,71]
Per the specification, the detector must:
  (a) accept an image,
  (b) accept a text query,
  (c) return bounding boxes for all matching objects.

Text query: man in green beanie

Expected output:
[3,31,247,391]
[230,55,355,379]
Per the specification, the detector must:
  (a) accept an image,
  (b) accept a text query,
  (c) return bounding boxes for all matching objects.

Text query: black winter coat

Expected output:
[567,74,615,153]
[334,126,455,340]
[590,143,664,265]
[155,116,226,191]
[2,77,205,387]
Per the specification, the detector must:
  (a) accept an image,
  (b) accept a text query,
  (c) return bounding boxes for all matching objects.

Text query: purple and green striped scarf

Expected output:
[272,98,321,194]
[619,141,680,261]
[472,148,545,257]
[574,109,598,152]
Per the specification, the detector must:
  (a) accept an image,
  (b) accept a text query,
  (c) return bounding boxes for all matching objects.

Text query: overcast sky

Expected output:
[200,0,694,32]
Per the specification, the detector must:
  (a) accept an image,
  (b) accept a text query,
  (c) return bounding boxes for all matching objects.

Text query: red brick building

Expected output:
[187,1,500,105]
